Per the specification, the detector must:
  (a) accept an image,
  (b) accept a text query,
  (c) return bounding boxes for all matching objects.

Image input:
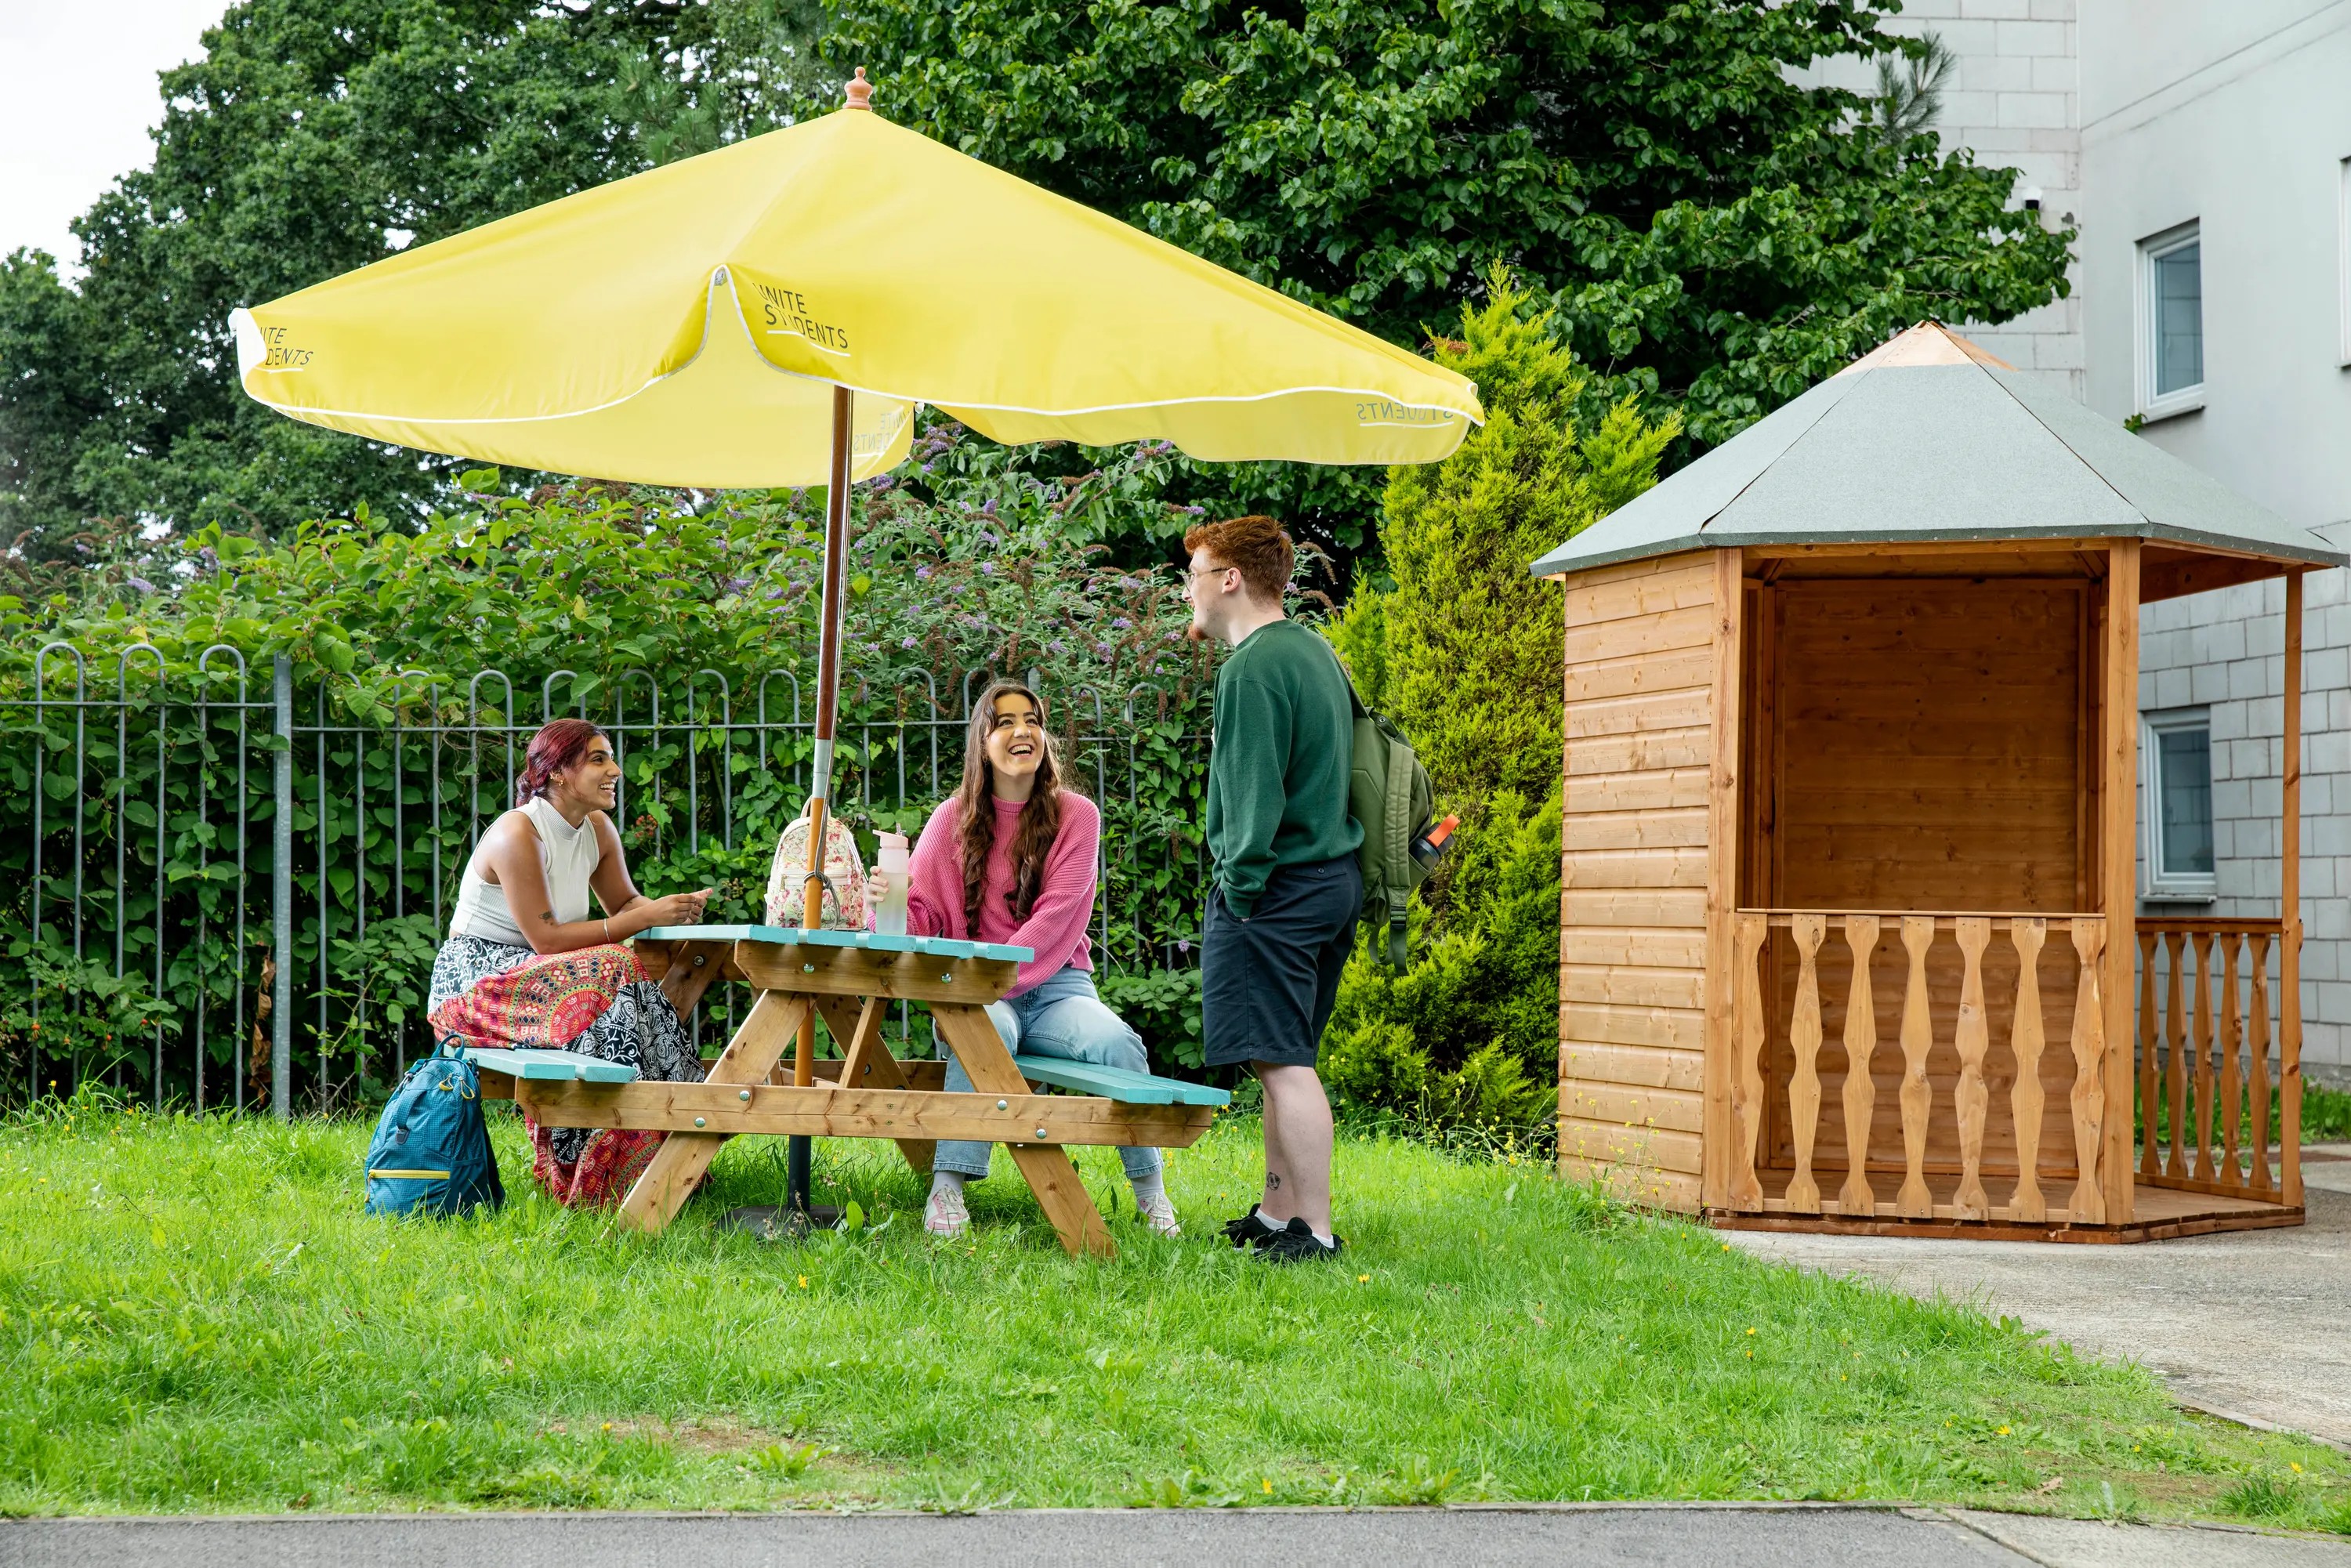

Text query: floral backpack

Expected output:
[764,813,869,929]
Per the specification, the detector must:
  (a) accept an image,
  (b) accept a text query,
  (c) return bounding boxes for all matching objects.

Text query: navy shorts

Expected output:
[1201,855,1362,1070]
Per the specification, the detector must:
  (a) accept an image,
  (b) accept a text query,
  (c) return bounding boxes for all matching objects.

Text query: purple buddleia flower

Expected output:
[915,564,933,580]
[979,561,998,576]
[900,636,919,650]
[724,575,752,592]
[1049,639,1067,654]
[1176,938,1191,954]
[125,576,155,594]
[1110,616,1131,630]
[197,546,218,570]
[978,529,1000,545]
[1093,642,1113,659]
[1183,505,1206,516]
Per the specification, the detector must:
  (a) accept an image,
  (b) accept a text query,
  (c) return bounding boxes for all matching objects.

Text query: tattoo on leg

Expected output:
[1266,1173,1281,1190]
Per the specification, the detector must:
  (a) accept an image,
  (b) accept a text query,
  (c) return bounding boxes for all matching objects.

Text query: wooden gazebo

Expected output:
[1533,324,2346,1241]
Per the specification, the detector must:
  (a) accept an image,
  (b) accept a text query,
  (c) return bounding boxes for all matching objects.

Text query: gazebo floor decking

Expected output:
[1709,1170,2302,1244]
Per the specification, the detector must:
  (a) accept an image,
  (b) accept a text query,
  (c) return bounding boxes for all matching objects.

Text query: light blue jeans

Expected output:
[933,967,1163,1182]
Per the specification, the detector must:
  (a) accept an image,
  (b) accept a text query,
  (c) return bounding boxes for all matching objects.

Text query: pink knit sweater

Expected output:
[904,790,1098,997]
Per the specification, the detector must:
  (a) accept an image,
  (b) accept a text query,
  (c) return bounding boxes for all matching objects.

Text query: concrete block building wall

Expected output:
[1798,0,2084,396]
[2138,527,2351,1090]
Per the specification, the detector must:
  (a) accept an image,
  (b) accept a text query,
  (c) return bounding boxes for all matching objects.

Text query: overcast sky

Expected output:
[1,0,224,273]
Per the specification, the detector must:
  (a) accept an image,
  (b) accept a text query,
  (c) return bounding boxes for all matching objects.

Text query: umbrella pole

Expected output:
[787,382,855,1224]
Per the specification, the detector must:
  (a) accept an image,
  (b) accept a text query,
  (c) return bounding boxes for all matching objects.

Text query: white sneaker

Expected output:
[1137,1191,1182,1238]
[924,1186,969,1239]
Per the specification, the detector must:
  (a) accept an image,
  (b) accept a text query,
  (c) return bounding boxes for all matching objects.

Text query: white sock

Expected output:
[929,1171,967,1202]
[1128,1170,1166,1208]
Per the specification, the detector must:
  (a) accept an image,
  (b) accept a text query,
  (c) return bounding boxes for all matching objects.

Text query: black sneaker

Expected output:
[1254,1215,1345,1264]
[1222,1204,1279,1249]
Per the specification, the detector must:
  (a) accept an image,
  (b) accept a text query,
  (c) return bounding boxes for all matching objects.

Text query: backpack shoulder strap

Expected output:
[1322,639,1371,720]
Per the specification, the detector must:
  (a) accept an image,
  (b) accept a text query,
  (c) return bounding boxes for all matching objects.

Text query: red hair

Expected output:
[515,719,606,807]
[1183,513,1294,602]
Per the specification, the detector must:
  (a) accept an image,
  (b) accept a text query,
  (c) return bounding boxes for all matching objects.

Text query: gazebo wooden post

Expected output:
[2100,540,2141,1223]
[2282,568,2304,1208]
[1701,548,1746,1211]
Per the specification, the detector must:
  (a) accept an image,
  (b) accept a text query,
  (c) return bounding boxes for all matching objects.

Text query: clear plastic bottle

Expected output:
[874,831,911,936]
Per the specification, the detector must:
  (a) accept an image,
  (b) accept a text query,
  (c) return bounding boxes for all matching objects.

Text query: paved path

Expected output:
[6,1505,2348,1568]
[1728,1168,2351,1449]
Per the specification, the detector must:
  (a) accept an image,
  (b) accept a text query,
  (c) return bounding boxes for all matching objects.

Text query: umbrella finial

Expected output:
[845,67,874,111]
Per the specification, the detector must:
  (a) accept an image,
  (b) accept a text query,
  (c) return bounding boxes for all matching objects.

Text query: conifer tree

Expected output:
[1334,268,1679,819]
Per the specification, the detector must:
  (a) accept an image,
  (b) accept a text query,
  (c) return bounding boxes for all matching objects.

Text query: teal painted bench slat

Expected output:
[459,1047,638,1083]
[636,925,1034,965]
[1011,1055,1229,1107]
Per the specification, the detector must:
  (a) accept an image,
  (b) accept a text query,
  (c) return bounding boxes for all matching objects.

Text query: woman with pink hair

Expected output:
[426,719,715,1207]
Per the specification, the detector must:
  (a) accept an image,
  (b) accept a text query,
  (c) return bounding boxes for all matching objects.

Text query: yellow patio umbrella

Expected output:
[231,71,1481,1204]
[230,71,1480,483]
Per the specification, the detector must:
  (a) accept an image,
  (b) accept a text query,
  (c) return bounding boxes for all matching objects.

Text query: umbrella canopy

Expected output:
[230,80,1481,485]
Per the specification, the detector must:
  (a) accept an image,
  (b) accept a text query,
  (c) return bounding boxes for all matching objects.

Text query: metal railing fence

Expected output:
[4,649,1209,1114]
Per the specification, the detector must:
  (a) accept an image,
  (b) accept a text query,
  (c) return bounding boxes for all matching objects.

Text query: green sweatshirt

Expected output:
[1204,619,1363,918]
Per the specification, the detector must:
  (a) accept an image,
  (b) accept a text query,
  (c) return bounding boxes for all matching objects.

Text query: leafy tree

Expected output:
[826,0,2071,448]
[0,0,824,559]
[9,0,2070,581]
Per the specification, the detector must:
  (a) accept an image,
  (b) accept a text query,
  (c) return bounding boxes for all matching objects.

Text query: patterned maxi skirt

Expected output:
[426,936,706,1208]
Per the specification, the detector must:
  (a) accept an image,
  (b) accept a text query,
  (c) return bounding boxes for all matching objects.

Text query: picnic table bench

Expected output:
[466,925,1226,1258]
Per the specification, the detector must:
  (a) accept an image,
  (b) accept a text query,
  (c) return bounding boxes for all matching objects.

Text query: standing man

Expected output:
[1184,514,1363,1262]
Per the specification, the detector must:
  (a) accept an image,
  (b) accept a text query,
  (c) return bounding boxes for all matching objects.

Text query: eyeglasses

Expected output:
[1180,563,1236,599]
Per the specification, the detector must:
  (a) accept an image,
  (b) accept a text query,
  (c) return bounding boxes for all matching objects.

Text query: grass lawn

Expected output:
[1,1095,2346,1529]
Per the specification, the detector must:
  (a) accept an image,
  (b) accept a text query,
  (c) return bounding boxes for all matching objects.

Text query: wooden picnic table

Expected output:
[465,925,1226,1258]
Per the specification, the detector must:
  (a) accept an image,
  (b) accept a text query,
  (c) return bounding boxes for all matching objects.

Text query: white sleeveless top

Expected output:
[448,795,603,946]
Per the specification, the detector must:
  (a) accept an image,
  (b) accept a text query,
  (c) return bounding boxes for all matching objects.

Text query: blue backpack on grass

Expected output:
[364,1037,505,1218]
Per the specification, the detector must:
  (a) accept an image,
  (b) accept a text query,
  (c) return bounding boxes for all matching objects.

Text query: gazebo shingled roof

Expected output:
[1529,323,2349,578]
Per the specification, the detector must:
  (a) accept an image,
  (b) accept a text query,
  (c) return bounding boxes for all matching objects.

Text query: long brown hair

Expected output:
[954,682,1063,934]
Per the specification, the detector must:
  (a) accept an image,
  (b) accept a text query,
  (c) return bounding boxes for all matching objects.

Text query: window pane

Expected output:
[2157,726,2214,876]
[2153,241,2203,396]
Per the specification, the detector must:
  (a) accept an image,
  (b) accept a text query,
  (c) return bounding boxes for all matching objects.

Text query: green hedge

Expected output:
[0,429,1222,1105]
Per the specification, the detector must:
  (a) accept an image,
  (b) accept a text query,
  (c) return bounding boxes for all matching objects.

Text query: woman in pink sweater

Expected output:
[908,682,1178,1240]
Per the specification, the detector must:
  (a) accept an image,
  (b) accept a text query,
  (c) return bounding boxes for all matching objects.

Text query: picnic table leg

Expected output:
[615,989,811,1233]
[931,1003,1115,1260]
[654,938,730,1021]
[815,996,936,1175]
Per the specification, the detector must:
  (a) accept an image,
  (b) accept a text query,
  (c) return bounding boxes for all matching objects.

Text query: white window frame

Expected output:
[2338,157,2351,368]
[2136,219,2205,422]
[2141,708,2218,903]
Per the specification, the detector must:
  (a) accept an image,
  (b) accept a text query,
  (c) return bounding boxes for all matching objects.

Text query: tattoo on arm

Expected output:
[542,911,556,925]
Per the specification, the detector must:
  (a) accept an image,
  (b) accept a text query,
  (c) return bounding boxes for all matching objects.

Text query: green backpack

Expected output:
[1338,672,1444,967]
